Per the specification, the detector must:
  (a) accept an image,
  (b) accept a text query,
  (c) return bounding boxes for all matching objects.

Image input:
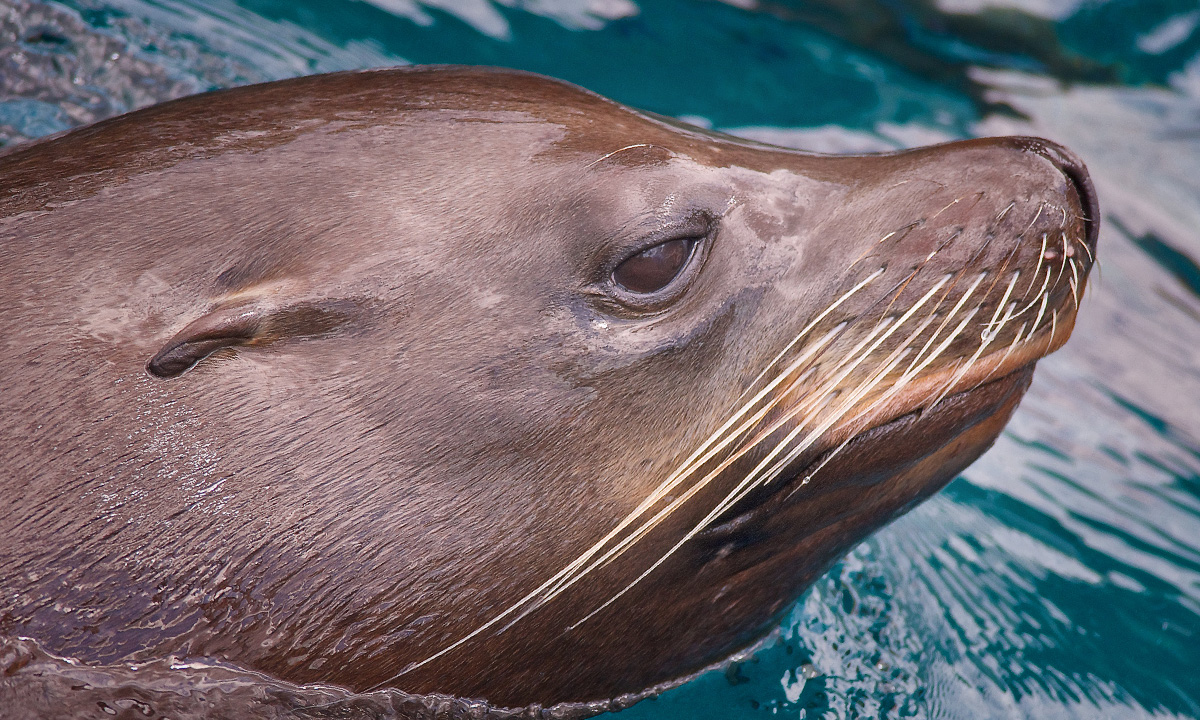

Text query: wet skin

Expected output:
[0,66,1097,710]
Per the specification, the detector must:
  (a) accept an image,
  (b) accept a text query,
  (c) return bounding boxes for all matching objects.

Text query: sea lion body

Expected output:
[0,67,1096,715]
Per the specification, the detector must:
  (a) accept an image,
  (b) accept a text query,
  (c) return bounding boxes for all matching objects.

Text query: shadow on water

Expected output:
[1109,218,1200,301]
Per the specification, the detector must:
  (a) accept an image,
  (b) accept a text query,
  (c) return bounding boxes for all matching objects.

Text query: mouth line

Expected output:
[696,362,1035,542]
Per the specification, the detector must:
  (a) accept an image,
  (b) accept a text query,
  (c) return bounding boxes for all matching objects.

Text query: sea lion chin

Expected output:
[0,66,1096,717]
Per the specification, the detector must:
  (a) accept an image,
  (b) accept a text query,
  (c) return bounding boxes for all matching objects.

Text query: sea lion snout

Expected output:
[989,135,1100,253]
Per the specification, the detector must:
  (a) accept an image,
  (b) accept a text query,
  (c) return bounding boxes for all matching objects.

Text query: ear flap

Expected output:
[147,298,356,378]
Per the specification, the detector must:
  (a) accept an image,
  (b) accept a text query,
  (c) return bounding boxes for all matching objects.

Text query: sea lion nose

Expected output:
[995,136,1101,256]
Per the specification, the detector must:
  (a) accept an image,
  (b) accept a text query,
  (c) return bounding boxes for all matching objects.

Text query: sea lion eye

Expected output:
[612,237,697,294]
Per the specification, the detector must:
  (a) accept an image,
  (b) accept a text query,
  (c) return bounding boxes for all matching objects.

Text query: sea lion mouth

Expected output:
[697,363,1036,541]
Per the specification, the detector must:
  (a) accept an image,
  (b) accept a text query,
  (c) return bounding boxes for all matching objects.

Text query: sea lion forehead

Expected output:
[0,64,833,219]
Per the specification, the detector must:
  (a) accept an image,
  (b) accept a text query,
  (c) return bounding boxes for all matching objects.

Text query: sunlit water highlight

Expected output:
[2,0,1198,717]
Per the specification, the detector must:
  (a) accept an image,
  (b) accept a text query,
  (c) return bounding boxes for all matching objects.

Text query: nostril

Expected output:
[1005,137,1100,256]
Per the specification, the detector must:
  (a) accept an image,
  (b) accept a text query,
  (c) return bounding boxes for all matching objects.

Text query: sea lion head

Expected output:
[0,66,1097,713]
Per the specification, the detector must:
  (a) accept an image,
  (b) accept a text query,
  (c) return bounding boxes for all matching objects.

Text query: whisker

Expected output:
[908,306,981,391]
[741,267,884,400]
[915,356,964,413]
[1011,266,1052,320]
[927,272,1019,410]
[1022,202,1046,237]
[783,435,854,502]
[841,304,985,437]
[982,274,1020,339]
[758,346,915,488]
[585,144,662,168]
[531,365,833,610]
[374,326,851,683]
[693,284,953,521]
[518,316,876,624]
[1069,260,1081,309]
[567,275,963,630]
[976,321,1027,386]
[574,334,927,631]
[761,275,953,468]
[878,224,966,323]
[894,272,972,377]
[756,303,950,490]
[381,189,1092,685]
[1027,232,1048,294]
[1076,235,1094,263]
[849,225,915,271]
[929,192,981,223]
[979,236,1022,302]
[930,196,962,220]
[1029,290,1050,339]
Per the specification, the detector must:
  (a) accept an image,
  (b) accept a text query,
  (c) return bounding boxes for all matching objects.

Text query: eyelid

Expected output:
[633,213,712,252]
[602,212,716,313]
[608,212,713,274]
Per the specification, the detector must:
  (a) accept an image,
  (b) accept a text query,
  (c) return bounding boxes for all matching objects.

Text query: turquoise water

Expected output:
[3,0,1199,717]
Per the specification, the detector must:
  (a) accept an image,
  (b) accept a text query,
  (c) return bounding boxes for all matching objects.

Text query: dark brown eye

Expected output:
[612,238,697,294]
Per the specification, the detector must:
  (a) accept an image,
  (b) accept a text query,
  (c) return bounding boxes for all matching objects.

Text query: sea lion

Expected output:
[0,66,1096,718]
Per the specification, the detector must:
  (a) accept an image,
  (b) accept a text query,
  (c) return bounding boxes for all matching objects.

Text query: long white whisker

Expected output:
[728,338,927,524]
[742,267,885,399]
[528,371,825,615]
[1030,290,1050,338]
[982,273,1020,342]
[976,321,1028,387]
[902,273,986,377]
[1023,203,1045,236]
[1026,232,1048,294]
[569,343,919,632]
[1011,266,1052,320]
[567,276,959,630]
[908,306,981,397]
[493,320,864,630]
[1069,260,1081,308]
[1076,235,1094,263]
[757,288,957,488]
[380,205,1085,685]
[760,344,916,485]
[374,327,849,684]
[586,144,660,168]
[927,272,1019,411]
